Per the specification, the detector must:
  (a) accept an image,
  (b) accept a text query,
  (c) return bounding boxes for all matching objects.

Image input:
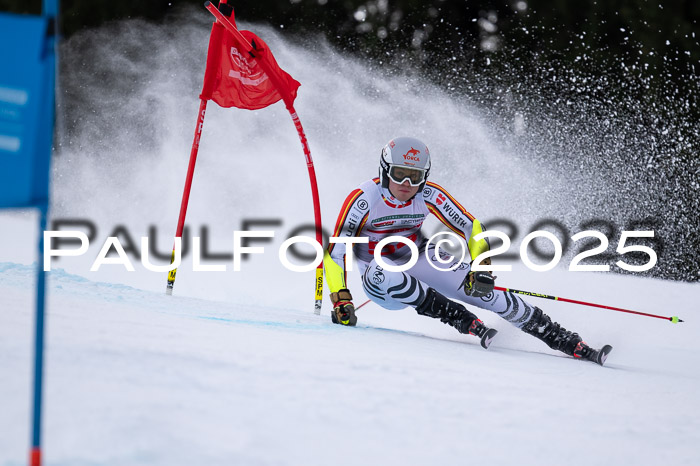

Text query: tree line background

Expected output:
[3,1,698,76]
[3,0,698,140]
[3,1,698,114]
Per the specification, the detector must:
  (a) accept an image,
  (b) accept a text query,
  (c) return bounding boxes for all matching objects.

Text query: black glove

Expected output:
[463,270,496,298]
[330,289,357,326]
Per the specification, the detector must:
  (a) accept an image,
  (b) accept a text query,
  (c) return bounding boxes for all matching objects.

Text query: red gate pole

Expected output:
[166,99,208,295]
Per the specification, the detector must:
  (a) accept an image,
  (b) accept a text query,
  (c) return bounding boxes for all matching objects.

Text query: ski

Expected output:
[594,344,613,366]
[575,343,613,366]
[480,328,498,349]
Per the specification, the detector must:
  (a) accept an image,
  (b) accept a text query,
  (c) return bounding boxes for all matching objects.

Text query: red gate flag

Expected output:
[167,1,324,313]
[200,21,300,110]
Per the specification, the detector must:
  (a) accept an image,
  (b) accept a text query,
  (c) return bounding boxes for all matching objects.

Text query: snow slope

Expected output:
[1,245,699,465]
[2,10,699,466]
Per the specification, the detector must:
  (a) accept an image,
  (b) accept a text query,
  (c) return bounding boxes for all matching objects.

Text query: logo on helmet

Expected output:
[403,147,421,161]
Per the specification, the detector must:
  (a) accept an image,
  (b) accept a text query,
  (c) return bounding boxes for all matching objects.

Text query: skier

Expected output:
[323,136,611,364]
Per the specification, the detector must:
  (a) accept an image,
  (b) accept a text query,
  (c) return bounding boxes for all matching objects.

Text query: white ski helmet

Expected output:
[379,136,431,190]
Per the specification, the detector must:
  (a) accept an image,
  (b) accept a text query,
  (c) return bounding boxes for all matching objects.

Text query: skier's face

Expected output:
[388,179,420,202]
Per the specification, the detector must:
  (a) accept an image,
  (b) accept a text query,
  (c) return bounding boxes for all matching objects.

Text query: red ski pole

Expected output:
[355,287,684,323]
[494,286,683,323]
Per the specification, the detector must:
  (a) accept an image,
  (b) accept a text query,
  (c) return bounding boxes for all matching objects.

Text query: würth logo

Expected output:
[403,147,421,161]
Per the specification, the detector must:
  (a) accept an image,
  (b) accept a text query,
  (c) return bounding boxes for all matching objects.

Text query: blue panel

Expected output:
[0,12,54,208]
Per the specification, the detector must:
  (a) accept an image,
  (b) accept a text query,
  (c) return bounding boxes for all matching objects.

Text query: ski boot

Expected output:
[416,288,498,349]
[522,307,612,365]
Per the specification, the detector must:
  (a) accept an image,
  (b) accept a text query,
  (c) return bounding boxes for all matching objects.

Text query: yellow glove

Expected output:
[330,289,357,326]
[464,257,496,298]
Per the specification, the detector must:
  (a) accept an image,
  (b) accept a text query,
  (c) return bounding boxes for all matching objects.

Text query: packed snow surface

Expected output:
[1,228,698,465]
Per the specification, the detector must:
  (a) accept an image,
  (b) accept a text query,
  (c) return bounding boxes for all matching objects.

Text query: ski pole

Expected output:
[494,286,683,323]
[355,288,684,323]
[356,299,371,311]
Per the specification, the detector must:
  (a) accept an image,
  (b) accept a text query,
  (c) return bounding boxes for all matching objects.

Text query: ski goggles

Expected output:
[387,165,427,186]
